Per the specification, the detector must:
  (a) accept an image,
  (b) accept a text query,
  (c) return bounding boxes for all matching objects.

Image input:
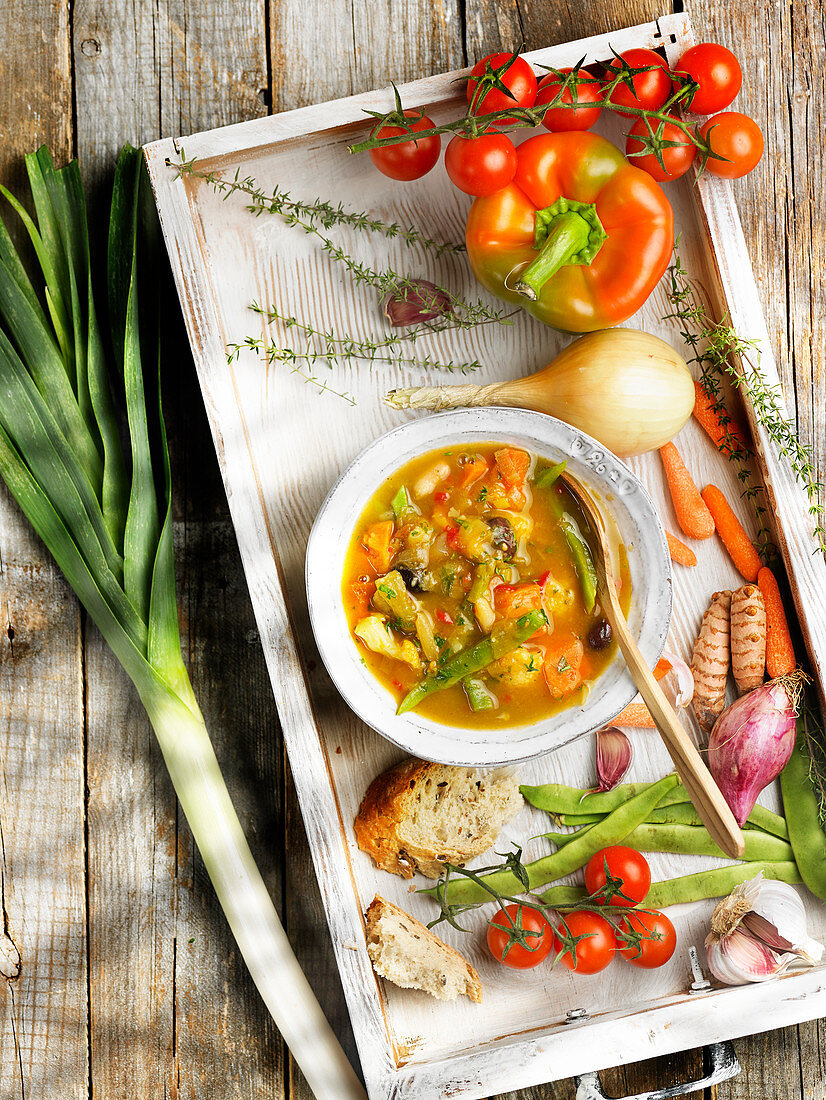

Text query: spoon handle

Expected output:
[608,605,745,859]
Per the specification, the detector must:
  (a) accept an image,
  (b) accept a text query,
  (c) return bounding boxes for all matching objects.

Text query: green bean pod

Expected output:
[430,773,680,905]
[544,823,794,862]
[520,779,692,817]
[559,802,788,838]
[398,608,546,713]
[538,861,802,911]
[781,719,826,901]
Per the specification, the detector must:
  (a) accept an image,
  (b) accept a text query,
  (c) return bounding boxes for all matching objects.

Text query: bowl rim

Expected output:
[305,408,671,767]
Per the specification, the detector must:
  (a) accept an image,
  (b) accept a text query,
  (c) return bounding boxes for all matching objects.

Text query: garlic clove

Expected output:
[705,871,824,984]
[706,927,792,986]
[594,726,632,792]
[660,649,694,710]
[382,279,453,326]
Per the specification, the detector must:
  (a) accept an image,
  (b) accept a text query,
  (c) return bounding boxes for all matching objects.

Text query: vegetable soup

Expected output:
[342,443,629,728]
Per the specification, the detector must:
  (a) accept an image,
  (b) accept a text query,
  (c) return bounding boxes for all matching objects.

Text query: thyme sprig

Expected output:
[247,301,508,374]
[232,334,483,376]
[226,339,357,404]
[665,252,826,559]
[802,701,826,825]
[170,156,512,400]
[431,847,657,962]
[350,52,720,172]
[171,153,465,257]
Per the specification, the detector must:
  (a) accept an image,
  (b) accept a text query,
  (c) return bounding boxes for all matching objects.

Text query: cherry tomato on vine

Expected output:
[604,48,672,117]
[584,846,651,906]
[674,43,742,115]
[625,116,696,182]
[699,111,764,179]
[466,52,538,121]
[368,111,441,181]
[444,132,517,196]
[552,910,615,974]
[486,903,554,969]
[536,69,603,132]
[616,910,677,969]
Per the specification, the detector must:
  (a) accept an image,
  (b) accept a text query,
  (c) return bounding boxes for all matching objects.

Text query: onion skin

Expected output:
[385,328,694,456]
[708,676,801,827]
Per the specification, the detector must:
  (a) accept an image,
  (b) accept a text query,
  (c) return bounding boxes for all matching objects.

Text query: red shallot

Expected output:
[708,670,807,827]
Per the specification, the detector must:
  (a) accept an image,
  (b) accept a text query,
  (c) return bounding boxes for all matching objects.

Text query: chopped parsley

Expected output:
[557,655,571,674]
[477,486,488,502]
[434,634,447,649]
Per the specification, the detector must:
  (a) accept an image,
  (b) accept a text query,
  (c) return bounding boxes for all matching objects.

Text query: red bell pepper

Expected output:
[465,132,673,333]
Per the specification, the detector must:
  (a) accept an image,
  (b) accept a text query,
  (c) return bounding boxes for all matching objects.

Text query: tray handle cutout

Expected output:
[574,1041,740,1100]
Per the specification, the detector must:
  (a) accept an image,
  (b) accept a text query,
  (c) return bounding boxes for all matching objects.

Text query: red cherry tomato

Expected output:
[584,846,651,906]
[617,910,677,969]
[466,52,537,121]
[552,910,615,974]
[674,43,742,115]
[699,111,764,179]
[625,116,696,182]
[444,132,518,196]
[368,111,441,182]
[537,69,603,132]
[604,48,672,117]
[487,903,554,969]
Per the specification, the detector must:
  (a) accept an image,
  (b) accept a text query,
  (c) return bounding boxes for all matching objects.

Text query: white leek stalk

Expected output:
[0,146,364,1099]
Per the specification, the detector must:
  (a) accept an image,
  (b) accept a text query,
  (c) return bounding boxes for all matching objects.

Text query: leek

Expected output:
[0,145,364,1100]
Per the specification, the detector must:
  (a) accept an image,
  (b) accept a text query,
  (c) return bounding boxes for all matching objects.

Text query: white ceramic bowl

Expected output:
[305,408,671,767]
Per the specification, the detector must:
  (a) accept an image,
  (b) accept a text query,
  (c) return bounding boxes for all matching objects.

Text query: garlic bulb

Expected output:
[705,873,823,986]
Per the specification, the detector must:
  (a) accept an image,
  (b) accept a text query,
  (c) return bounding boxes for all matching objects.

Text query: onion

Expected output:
[708,671,807,826]
[385,329,694,456]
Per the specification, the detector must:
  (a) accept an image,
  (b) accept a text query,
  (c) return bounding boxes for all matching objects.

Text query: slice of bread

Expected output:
[365,895,482,1003]
[354,759,523,879]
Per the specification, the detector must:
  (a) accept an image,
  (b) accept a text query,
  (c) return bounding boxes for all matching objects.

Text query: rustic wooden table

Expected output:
[0,1,822,1097]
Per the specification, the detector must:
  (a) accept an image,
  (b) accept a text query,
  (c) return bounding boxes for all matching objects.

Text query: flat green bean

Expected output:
[430,773,680,905]
[554,812,604,826]
[781,717,826,901]
[560,802,787,838]
[538,862,802,910]
[545,823,794,862]
[520,780,689,817]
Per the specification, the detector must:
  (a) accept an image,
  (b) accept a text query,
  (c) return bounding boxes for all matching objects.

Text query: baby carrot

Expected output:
[666,531,698,567]
[693,381,750,457]
[701,484,763,582]
[613,661,670,727]
[613,700,656,728]
[758,566,796,677]
[659,442,715,540]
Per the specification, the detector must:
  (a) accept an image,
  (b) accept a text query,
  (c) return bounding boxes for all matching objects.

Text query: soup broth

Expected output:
[342,443,629,729]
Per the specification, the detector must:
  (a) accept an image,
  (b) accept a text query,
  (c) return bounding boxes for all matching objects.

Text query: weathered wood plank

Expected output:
[265,2,463,1095]
[686,1,824,1093]
[462,0,663,64]
[71,0,286,1096]
[0,3,88,1098]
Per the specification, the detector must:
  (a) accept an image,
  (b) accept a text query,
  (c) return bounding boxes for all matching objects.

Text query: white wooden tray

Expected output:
[145,12,826,1098]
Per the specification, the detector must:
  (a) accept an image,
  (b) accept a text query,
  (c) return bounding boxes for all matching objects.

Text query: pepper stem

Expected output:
[513,198,607,302]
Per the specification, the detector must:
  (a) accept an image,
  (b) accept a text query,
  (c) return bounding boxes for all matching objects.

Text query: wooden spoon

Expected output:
[561,470,746,860]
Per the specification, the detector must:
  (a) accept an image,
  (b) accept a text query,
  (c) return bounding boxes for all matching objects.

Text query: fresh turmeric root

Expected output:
[691,590,732,732]
[730,584,766,695]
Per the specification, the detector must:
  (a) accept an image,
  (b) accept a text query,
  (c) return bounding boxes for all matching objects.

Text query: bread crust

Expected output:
[354,757,523,878]
[365,895,482,1003]
[354,758,428,878]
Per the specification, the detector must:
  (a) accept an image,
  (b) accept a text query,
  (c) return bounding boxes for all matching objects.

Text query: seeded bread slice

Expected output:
[365,895,482,1003]
[354,758,523,879]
